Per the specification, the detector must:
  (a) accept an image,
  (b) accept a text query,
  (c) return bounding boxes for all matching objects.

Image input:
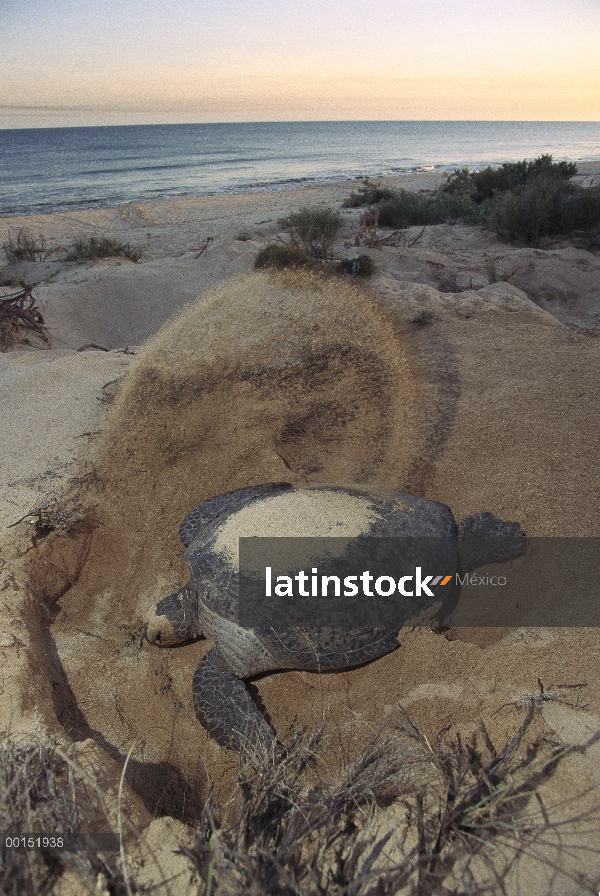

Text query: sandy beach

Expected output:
[1,164,600,893]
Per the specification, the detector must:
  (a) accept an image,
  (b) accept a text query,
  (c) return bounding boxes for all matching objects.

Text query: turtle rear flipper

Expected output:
[179,482,293,547]
[458,512,526,572]
[193,647,280,758]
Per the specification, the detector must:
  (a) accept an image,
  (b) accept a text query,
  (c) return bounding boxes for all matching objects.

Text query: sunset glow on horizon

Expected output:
[2,0,599,128]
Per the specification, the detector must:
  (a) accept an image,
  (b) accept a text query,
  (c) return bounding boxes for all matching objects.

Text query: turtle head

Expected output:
[145,582,202,647]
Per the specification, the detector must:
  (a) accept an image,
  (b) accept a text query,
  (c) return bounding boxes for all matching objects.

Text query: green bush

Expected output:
[64,236,141,263]
[3,228,50,263]
[254,243,313,270]
[277,206,342,259]
[376,190,480,228]
[441,155,577,203]
[342,178,397,208]
[489,177,600,244]
[338,155,595,247]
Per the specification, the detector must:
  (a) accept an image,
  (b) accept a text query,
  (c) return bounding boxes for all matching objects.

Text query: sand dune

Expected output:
[1,169,599,893]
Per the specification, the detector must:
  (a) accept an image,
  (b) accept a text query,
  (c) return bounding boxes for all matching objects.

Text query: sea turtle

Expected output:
[145,483,524,756]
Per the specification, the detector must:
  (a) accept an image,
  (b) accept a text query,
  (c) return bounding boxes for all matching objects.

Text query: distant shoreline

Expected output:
[0,170,445,244]
[0,168,441,219]
[1,160,599,222]
[2,120,599,217]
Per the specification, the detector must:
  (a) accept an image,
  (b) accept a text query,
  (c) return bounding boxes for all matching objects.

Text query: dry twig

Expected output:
[0,283,48,350]
[195,237,214,258]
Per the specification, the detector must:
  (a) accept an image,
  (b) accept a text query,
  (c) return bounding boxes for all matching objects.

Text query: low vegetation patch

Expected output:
[440,154,577,203]
[489,176,600,243]
[342,178,398,208]
[182,703,599,895]
[337,254,376,277]
[2,229,142,266]
[254,242,313,270]
[0,729,126,895]
[64,236,141,263]
[277,206,342,259]
[2,229,50,263]
[376,190,481,228]
[2,702,598,895]
[343,156,600,247]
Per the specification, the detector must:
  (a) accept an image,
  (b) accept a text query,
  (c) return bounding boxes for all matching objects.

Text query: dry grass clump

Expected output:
[254,243,313,270]
[277,207,342,259]
[0,728,125,896]
[484,256,531,286]
[2,228,142,266]
[2,704,598,894]
[181,704,600,896]
[64,236,141,263]
[337,254,376,277]
[2,228,51,263]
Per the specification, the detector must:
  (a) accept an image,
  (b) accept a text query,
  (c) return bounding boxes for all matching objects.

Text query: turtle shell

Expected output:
[182,484,458,671]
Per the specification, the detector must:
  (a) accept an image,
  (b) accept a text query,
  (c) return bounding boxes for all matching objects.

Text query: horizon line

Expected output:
[2,117,600,132]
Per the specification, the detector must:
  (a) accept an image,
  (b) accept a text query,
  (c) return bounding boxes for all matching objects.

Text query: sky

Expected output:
[1,0,599,128]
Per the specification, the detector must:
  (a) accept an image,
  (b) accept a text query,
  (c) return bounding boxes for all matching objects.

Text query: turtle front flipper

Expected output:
[457,512,526,572]
[193,647,279,757]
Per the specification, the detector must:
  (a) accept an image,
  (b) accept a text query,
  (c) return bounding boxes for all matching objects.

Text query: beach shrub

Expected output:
[376,190,480,228]
[342,178,397,208]
[441,154,577,203]
[3,228,50,263]
[337,254,376,277]
[339,156,595,247]
[64,236,141,263]
[489,176,600,244]
[253,242,313,270]
[277,206,342,259]
[235,229,252,241]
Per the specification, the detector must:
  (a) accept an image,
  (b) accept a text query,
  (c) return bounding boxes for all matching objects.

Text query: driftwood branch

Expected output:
[195,237,213,258]
[0,282,49,349]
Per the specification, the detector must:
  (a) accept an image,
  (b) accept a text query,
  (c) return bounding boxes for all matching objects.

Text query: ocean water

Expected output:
[1,120,599,217]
